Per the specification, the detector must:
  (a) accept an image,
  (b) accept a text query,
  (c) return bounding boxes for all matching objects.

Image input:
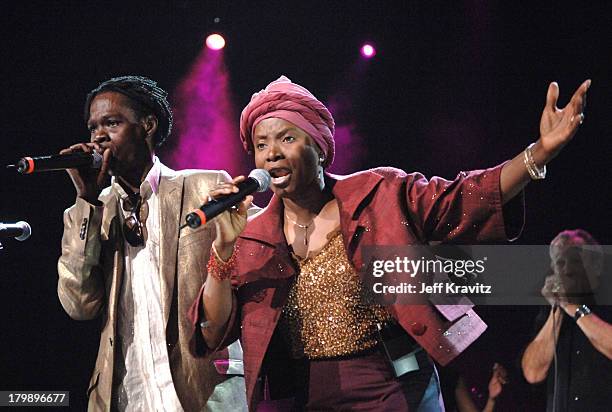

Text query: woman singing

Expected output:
[191,76,589,410]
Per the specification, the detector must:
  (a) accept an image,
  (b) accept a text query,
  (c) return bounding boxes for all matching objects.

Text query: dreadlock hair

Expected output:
[84,75,173,148]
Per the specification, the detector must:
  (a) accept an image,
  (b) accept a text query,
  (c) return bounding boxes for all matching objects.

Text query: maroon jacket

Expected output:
[191,164,524,410]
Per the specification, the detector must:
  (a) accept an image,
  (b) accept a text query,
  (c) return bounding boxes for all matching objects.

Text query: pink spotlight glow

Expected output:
[165,48,248,176]
[360,44,376,58]
[326,96,368,175]
[206,33,226,50]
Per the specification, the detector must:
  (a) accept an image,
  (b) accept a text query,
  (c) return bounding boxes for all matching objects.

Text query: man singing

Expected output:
[521,229,612,411]
[57,76,247,411]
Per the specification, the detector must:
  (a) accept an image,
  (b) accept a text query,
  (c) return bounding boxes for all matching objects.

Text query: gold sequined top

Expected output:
[280,231,393,359]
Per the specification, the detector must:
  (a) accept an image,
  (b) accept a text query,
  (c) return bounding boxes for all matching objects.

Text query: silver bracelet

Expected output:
[523,143,546,180]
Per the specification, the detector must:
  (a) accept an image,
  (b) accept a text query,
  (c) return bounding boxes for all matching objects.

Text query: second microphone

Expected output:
[184,169,271,229]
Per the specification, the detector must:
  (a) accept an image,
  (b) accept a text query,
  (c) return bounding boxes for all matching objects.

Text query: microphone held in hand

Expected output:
[7,152,103,174]
[0,221,32,241]
[184,169,271,229]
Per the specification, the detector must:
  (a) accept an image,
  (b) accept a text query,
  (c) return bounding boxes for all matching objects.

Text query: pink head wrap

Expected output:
[239,76,335,167]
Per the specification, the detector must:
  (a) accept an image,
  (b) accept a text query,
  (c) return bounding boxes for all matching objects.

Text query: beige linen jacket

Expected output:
[58,165,246,411]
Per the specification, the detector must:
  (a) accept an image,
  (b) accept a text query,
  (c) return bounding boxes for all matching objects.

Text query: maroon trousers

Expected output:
[257,349,436,411]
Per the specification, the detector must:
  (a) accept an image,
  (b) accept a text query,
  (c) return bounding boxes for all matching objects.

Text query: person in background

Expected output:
[522,229,612,411]
[452,363,508,412]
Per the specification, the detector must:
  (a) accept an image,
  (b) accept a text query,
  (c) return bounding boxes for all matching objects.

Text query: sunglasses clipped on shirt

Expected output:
[122,193,148,247]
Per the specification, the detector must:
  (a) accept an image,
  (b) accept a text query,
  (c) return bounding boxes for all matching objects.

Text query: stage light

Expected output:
[360,44,376,58]
[206,33,226,50]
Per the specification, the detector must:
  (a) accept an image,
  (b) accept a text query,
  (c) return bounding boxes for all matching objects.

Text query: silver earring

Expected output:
[317,157,325,190]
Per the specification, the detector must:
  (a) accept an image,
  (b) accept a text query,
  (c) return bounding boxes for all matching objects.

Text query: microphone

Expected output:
[184,169,271,229]
[0,221,32,241]
[7,152,103,174]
